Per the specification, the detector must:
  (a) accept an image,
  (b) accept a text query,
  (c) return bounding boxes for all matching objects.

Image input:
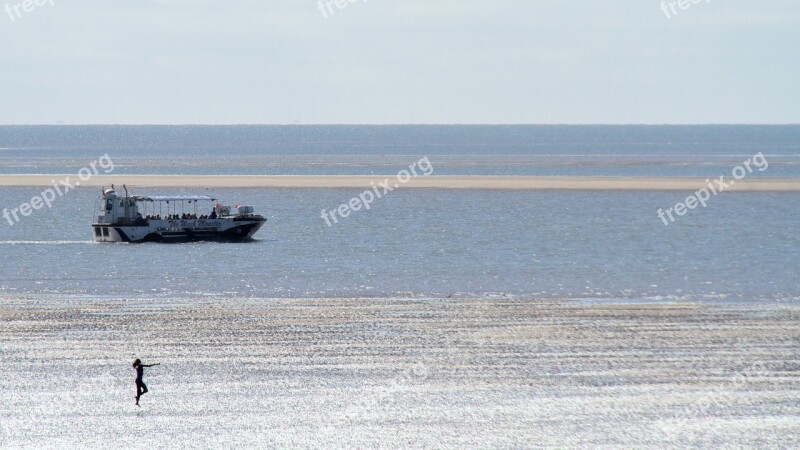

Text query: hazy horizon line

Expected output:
[1,123,799,127]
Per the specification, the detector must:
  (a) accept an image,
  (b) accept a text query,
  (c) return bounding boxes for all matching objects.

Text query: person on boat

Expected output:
[209,208,217,219]
[133,358,160,406]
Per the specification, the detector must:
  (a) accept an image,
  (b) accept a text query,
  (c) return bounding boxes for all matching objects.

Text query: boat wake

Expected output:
[0,240,95,245]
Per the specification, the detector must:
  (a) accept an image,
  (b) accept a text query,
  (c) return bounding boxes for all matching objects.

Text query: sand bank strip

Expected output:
[2,174,800,191]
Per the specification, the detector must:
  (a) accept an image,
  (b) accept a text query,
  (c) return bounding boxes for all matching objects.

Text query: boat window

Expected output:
[94,227,101,237]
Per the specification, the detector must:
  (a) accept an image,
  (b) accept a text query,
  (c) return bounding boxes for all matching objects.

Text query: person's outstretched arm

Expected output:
[143,363,160,367]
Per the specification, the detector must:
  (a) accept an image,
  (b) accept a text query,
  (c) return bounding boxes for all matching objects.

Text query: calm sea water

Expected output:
[0,125,798,301]
[1,125,799,177]
[0,188,798,302]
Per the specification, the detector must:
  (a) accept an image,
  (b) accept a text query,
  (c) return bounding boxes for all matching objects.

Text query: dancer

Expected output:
[132,358,160,406]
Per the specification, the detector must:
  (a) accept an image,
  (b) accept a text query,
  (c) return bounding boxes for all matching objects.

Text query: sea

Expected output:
[0,125,798,302]
[2,125,800,448]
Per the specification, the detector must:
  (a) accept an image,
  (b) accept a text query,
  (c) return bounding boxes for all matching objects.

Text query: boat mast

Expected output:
[123,184,129,223]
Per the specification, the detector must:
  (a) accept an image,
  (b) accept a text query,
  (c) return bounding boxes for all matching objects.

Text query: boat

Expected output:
[92,185,266,243]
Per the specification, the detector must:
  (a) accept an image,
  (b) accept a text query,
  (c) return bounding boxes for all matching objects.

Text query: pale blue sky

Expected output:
[0,0,798,124]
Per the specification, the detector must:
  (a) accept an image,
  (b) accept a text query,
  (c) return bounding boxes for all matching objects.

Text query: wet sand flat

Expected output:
[3,174,800,190]
[0,296,798,447]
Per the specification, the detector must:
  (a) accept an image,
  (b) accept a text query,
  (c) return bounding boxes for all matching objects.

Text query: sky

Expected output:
[0,0,798,124]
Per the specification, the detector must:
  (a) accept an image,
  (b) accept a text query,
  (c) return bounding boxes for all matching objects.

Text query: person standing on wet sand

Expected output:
[132,359,160,406]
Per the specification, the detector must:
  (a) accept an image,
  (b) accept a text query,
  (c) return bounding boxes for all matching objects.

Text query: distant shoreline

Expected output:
[2,174,800,191]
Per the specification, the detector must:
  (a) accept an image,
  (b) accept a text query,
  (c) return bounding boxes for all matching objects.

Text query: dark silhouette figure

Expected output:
[133,358,160,406]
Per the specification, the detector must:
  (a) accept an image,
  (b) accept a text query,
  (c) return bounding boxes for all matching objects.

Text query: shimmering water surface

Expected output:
[2,296,797,448]
[0,188,798,302]
[2,126,799,448]
[1,125,799,302]
[1,124,800,177]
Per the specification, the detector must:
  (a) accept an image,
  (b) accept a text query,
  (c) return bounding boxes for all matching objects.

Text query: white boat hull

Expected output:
[92,217,266,243]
